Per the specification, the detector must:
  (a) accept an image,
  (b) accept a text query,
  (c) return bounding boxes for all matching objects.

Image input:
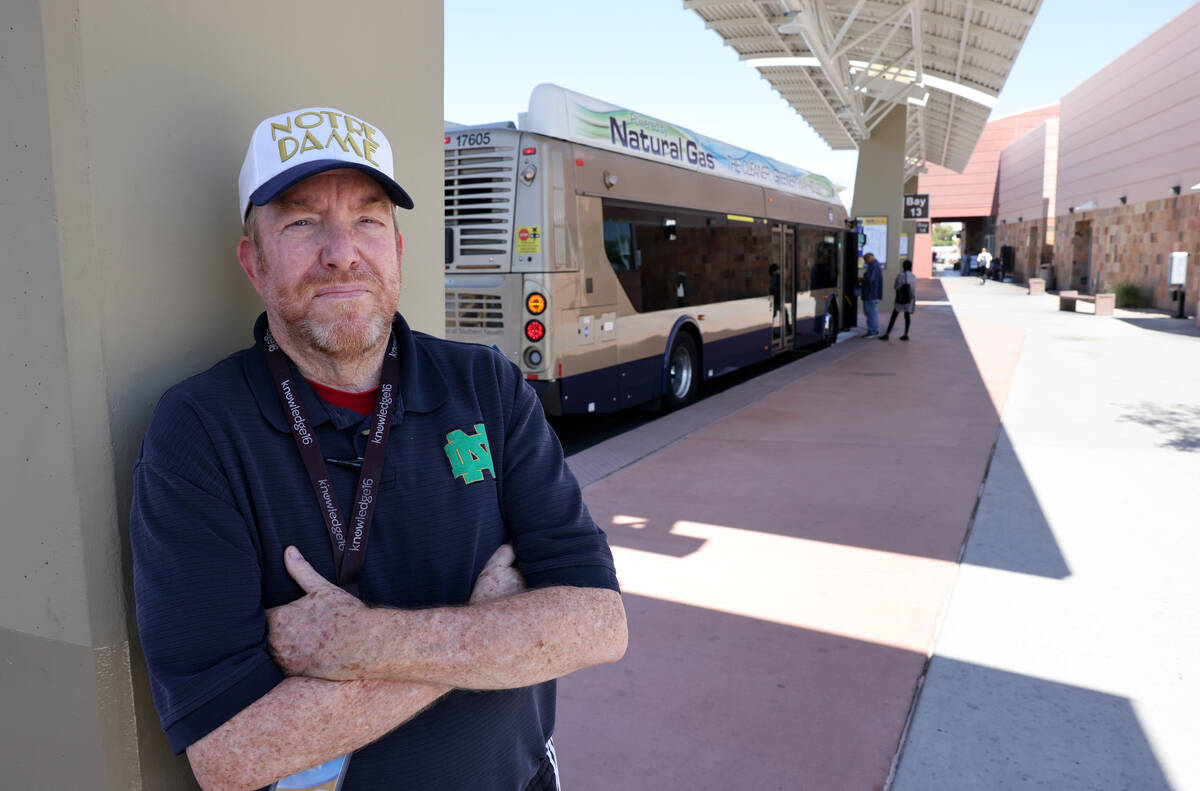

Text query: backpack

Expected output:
[896,278,912,303]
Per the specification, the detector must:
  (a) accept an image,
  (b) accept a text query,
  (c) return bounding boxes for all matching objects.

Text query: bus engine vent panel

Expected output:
[445,133,519,269]
[445,291,505,331]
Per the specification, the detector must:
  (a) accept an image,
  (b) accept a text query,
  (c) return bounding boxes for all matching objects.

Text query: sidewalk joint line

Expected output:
[882,425,1003,791]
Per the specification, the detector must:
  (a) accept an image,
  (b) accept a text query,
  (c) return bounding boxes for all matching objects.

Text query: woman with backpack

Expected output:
[879,259,917,341]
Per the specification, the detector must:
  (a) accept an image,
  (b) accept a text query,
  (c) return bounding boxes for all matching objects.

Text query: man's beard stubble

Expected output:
[258,241,400,360]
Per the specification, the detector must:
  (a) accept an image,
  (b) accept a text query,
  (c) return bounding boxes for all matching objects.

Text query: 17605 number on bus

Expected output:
[454,132,491,147]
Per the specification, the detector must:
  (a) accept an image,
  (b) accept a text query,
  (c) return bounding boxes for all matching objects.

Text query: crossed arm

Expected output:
[186,545,628,791]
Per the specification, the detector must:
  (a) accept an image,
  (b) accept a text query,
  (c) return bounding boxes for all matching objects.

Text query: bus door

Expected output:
[842,229,859,329]
[771,225,795,352]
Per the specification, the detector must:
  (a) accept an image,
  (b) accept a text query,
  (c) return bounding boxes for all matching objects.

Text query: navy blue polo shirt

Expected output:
[130,313,618,791]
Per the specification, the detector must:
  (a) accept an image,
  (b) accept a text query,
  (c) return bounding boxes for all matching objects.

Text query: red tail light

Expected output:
[524,320,546,342]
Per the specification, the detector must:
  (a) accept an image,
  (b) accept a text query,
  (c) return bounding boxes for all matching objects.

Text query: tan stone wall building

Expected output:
[993,3,1200,312]
[996,118,1059,284]
[931,2,1200,319]
[1044,2,1200,309]
[919,105,1060,266]
[1052,194,1200,310]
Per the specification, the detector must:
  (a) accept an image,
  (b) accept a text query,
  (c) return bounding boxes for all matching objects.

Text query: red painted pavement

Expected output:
[554,279,1025,790]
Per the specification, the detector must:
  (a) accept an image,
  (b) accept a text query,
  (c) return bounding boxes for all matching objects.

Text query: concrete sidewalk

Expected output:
[553,276,1200,790]
[891,280,1200,791]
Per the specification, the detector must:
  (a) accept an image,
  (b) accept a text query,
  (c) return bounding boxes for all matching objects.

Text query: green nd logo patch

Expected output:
[443,423,495,484]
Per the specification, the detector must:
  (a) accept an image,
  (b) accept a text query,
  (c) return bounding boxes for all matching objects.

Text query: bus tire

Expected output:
[664,333,699,411]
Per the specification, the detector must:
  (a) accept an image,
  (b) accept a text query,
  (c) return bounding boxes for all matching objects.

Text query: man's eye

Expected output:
[290,219,312,227]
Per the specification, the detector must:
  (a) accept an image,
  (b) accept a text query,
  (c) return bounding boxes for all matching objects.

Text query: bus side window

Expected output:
[795,228,813,292]
[725,217,771,301]
[603,220,638,271]
[813,236,838,289]
[604,218,645,311]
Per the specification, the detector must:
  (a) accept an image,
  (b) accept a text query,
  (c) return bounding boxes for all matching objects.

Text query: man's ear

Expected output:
[237,236,265,297]
[396,229,405,261]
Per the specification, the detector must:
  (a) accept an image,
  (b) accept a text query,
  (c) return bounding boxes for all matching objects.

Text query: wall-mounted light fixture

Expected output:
[1018,216,1023,223]
[1119,195,1127,204]
[1002,218,1006,224]
[1068,206,1075,213]
[1170,185,1181,195]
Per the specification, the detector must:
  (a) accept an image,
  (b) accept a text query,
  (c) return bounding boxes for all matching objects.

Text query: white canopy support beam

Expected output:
[830,3,908,60]
[940,0,974,167]
[778,0,870,140]
[687,0,1043,173]
[828,0,868,54]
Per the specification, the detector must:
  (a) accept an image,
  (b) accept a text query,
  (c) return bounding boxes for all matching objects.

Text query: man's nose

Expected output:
[321,222,359,269]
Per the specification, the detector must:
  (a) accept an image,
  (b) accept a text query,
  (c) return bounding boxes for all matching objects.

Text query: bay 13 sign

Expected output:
[903,194,930,220]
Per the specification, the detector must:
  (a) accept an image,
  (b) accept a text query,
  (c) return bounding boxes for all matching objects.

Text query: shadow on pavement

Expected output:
[892,657,1174,791]
[1117,401,1200,453]
[961,428,1070,579]
[555,276,1176,790]
[590,278,1070,580]
[1117,317,1200,338]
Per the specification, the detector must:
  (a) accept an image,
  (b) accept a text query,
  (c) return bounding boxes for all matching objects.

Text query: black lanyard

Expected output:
[260,324,400,594]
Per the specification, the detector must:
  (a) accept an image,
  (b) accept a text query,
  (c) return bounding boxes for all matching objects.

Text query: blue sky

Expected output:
[446,0,1196,193]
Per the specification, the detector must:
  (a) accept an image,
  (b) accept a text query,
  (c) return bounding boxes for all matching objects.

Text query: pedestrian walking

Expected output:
[880,260,917,341]
[977,247,993,284]
[860,253,883,336]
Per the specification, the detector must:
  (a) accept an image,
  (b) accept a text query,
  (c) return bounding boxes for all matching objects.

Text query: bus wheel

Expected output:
[665,333,699,410]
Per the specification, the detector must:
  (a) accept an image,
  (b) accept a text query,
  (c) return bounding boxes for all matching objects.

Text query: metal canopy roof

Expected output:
[685,0,1042,178]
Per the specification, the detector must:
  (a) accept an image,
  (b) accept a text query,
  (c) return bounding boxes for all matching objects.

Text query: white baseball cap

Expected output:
[238,106,414,220]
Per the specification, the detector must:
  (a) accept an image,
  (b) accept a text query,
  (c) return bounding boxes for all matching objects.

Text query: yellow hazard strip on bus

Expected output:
[726,214,756,223]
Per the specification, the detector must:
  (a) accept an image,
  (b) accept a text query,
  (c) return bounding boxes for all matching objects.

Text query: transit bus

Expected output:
[444,84,855,415]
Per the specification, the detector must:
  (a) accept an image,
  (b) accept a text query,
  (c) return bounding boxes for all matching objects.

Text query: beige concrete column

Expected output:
[0,2,443,788]
[851,105,908,317]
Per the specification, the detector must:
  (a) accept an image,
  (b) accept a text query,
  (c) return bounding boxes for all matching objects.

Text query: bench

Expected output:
[1028,278,1045,296]
[1058,290,1115,316]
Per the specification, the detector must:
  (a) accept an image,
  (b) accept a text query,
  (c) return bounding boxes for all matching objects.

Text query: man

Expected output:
[977,247,993,284]
[860,253,883,337]
[130,106,627,791]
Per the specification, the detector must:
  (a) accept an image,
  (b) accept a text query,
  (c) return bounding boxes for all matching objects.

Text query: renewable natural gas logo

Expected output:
[570,102,837,202]
[573,105,717,169]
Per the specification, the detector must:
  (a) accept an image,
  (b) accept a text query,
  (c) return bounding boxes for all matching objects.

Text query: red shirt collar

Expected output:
[305,378,378,416]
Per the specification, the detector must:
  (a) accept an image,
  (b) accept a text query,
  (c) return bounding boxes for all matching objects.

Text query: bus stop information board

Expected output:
[857,216,888,268]
[1168,252,1188,286]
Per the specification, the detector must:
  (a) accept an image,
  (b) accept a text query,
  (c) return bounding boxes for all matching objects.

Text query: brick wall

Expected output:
[1050,192,1200,310]
[997,219,1055,285]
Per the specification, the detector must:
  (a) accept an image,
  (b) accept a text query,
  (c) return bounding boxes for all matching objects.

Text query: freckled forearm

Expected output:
[354,586,628,689]
[186,676,449,791]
